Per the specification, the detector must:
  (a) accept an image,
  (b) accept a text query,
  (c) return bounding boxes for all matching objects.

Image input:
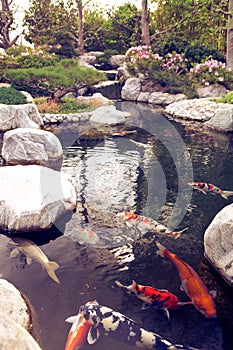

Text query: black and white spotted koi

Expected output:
[69,300,199,350]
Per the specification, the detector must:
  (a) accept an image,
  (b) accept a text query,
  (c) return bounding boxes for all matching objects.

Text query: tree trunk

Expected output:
[141,0,150,46]
[76,0,84,54]
[227,0,233,69]
[0,0,20,49]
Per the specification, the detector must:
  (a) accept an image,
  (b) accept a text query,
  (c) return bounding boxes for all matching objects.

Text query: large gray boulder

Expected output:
[196,84,228,98]
[204,204,233,286]
[2,128,63,171]
[165,98,217,121]
[0,165,76,232]
[148,92,186,106]
[0,312,42,350]
[109,54,125,68]
[121,78,141,101]
[205,103,233,132]
[0,279,30,329]
[0,104,43,131]
[90,105,130,126]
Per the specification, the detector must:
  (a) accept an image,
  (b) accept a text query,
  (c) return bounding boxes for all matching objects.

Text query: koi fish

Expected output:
[112,130,137,136]
[10,237,60,284]
[156,242,216,318]
[76,227,100,245]
[117,212,187,239]
[65,301,98,350]
[188,182,233,200]
[74,300,198,349]
[115,280,192,320]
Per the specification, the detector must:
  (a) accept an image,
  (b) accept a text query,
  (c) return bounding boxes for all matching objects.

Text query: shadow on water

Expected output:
[1,101,233,350]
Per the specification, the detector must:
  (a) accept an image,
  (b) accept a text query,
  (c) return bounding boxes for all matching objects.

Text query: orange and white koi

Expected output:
[76,227,100,245]
[65,301,99,350]
[112,130,137,136]
[115,280,192,320]
[188,182,233,200]
[156,242,217,318]
[74,301,199,349]
[117,212,187,239]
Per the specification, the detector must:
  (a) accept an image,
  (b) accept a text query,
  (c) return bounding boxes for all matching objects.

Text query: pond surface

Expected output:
[0,101,233,350]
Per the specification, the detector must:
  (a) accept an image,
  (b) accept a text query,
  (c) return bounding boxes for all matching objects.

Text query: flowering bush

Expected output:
[126,46,189,76]
[188,59,233,89]
[125,45,194,96]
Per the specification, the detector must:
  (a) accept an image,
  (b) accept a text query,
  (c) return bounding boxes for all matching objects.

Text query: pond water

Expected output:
[0,101,233,350]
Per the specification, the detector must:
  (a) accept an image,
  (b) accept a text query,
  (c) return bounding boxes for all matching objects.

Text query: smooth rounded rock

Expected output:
[0,279,30,329]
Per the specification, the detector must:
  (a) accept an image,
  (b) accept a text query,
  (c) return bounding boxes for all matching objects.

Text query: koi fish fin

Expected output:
[221,190,233,200]
[209,290,217,298]
[26,257,33,265]
[65,315,78,324]
[10,248,20,258]
[141,302,151,310]
[126,221,133,228]
[115,280,127,289]
[46,261,60,284]
[87,326,100,345]
[164,308,170,321]
[198,188,207,195]
[156,242,167,257]
[177,301,193,307]
[173,227,188,239]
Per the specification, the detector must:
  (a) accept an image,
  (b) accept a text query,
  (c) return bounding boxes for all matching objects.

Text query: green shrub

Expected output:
[218,92,233,104]
[5,59,107,99]
[96,49,119,65]
[126,45,197,98]
[0,86,27,104]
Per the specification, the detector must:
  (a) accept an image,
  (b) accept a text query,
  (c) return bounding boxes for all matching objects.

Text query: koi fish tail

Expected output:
[115,280,127,289]
[46,261,60,284]
[156,242,169,258]
[172,227,188,239]
[221,190,233,200]
[167,345,199,350]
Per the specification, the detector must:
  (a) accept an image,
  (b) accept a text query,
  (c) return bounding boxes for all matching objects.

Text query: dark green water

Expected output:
[0,101,232,350]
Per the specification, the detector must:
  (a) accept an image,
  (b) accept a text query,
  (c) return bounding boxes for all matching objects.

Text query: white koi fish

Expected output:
[117,212,187,239]
[188,182,233,200]
[67,301,199,349]
[10,237,60,284]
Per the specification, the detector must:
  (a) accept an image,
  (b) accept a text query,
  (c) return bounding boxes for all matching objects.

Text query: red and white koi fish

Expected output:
[188,182,233,200]
[156,242,217,318]
[117,212,187,239]
[65,301,99,350]
[76,227,100,245]
[73,301,199,349]
[115,280,192,320]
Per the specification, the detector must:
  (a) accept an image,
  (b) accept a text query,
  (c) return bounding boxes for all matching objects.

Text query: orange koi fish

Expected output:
[188,182,233,200]
[65,301,99,350]
[117,212,187,239]
[156,242,217,318]
[115,280,192,320]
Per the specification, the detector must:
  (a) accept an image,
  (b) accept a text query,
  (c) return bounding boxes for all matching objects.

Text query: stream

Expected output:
[0,101,232,350]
